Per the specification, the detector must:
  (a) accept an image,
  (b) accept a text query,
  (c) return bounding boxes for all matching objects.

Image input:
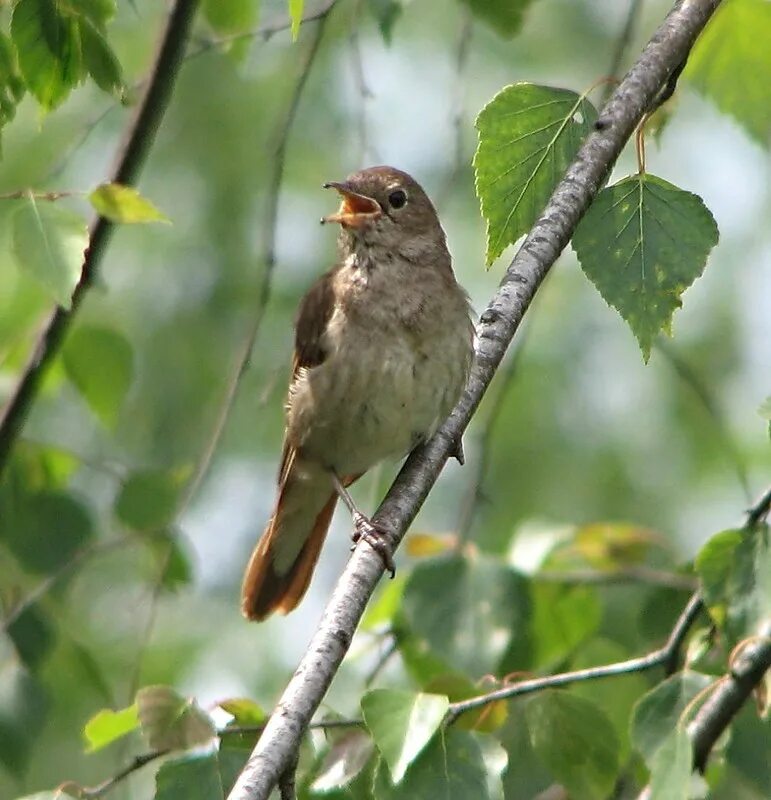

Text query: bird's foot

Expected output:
[351,513,396,578]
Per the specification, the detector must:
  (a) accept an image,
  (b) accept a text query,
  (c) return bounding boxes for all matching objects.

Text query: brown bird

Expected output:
[241,166,473,621]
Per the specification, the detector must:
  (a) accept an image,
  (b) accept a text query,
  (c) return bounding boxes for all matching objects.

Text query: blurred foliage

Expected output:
[0,0,769,798]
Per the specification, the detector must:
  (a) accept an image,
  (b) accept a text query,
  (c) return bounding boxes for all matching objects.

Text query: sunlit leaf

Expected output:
[423,674,507,733]
[459,0,536,38]
[361,689,448,784]
[136,685,216,751]
[11,0,83,110]
[648,726,693,800]
[405,532,456,557]
[203,0,258,33]
[630,672,713,766]
[685,0,771,145]
[218,697,266,725]
[62,325,134,427]
[10,195,88,309]
[311,729,375,792]
[572,174,719,361]
[372,730,494,799]
[89,183,169,224]
[525,691,619,800]
[289,0,304,41]
[83,704,139,752]
[474,83,597,264]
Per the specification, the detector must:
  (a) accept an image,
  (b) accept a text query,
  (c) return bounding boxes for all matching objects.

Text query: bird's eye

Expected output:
[388,189,408,209]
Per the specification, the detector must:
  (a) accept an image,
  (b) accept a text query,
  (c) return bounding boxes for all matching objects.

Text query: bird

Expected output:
[241,165,474,621]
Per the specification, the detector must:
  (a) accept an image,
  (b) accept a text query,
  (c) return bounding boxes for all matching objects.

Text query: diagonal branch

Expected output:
[0,0,202,480]
[226,2,724,798]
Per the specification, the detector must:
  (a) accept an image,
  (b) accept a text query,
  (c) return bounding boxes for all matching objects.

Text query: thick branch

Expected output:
[227,2,723,798]
[0,0,201,478]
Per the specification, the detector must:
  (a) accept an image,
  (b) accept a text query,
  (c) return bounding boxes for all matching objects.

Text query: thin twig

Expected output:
[186,0,337,61]
[536,565,698,592]
[446,593,704,722]
[178,11,332,511]
[745,483,771,528]
[1,535,135,632]
[0,0,202,480]
[604,0,644,102]
[226,4,724,797]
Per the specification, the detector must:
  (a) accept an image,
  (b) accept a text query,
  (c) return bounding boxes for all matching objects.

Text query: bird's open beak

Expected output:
[321,182,382,228]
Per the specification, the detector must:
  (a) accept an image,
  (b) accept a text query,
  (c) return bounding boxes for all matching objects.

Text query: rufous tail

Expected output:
[241,461,337,621]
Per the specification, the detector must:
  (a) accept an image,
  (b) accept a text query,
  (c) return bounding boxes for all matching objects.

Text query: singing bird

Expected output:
[241,166,474,621]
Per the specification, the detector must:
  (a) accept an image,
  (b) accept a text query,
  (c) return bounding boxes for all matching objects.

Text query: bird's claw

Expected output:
[351,513,396,578]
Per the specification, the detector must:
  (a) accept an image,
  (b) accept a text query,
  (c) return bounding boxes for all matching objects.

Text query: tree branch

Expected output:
[226,2,723,798]
[0,0,202,480]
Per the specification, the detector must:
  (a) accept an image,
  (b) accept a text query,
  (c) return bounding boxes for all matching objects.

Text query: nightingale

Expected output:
[241,165,473,621]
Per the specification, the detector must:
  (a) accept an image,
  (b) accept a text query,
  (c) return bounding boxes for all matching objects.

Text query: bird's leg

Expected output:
[329,471,396,577]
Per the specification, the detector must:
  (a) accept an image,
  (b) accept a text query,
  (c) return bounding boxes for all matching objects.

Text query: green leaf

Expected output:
[311,729,375,792]
[62,325,134,427]
[88,183,170,224]
[10,196,89,310]
[423,674,507,733]
[648,727,693,800]
[289,0,304,41]
[0,490,94,574]
[572,174,719,361]
[70,0,117,28]
[6,603,55,672]
[218,697,266,725]
[154,751,241,800]
[0,664,49,777]
[83,704,140,752]
[115,470,182,531]
[136,685,216,751]
[367,0,404,44]
[203,0,259,33]
[695,525,771,643]
[630,672,713,766]
[524,691,619,800]
[361,689,448,784]
[474,83,597,264]
[459,0,536,38]
[11,0,83,111]
[0,32,25,141]
[80,19,123,96]
[372,730,494,799]
[146,531,194,591]
[685,0,771,145]
[401,553,530,676]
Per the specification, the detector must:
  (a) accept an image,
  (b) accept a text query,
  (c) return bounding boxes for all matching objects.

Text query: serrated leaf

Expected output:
[89,183,169,224]
[115,470,181,531]
[289,0,304,41]
[0,490,94,574]
[11,0,83,111]
[83,704,139,752]
[695,525,771,644]
[649,727,693,800]
[62,325,134,427]
[136,685,215,751]
[401,553,530,676]
[311,729,375,792]
[475,83,597,264]
[572,174,719,361]
[372,730,493,799]
[10,196,88,309]
[361,689,448,784]
[80,19,123,96]
[459,0,536,38]
[630,672,713,766]
[524,691,619,800]
[685,0,771,145]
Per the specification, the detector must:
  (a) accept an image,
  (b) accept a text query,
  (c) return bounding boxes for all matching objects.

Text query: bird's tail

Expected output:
[241,459,337,621]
